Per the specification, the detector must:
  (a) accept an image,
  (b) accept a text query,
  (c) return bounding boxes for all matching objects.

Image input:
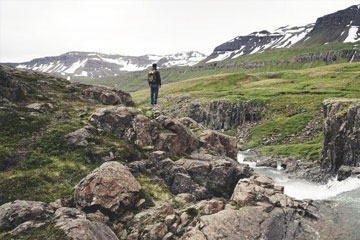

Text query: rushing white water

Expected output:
[237,152,360,200]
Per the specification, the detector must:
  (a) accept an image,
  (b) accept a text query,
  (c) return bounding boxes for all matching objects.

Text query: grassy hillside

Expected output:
[132,62,360,161]
[82,42,359,92]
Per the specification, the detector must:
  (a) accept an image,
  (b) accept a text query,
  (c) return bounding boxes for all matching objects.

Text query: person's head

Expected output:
[152,63,157,70]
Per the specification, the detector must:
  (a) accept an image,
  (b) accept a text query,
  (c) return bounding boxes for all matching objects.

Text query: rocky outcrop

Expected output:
[54,207,119,240]
[158,153,252,199]
[183,175,348,240]
[320,100,360,178]
[199,130,237,159]
[89,106,236,159]
[168,99,261,131]
[81,86,135,107]
[182,206,318,240]
[0,200,53,232]
[0,66,31,101]
[74,161,142,216]
[295,49,360,65]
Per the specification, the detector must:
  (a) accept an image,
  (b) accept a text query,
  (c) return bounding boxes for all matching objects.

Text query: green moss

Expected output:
[245,112,312,148]
[0,110,50,148]
[0,159,91,205]
[0,145,12,171]
[137,175,173,208]
[145,111,153,118]
[0,223,68,240]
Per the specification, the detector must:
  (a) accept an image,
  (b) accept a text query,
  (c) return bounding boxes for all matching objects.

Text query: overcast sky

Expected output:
[1,0,359,62]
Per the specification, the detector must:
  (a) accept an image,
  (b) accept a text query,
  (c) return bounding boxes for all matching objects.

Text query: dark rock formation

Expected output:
[295,49,360,64]
[168,99,261,131]
[74,161,142,216]
[320,100,360,179]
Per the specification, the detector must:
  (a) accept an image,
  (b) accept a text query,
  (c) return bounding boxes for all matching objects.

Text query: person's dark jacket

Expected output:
[155,70,161,86]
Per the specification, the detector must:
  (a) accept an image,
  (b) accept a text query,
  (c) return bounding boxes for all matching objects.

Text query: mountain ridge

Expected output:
[204,4,360,63]
[6,50,206,80]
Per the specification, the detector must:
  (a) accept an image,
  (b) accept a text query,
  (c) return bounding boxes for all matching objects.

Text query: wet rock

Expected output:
[0,200,53,231]
[74,161,141,216]
[337,166,360,181]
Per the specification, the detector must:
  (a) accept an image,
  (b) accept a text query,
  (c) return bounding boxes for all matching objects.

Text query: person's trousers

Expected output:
[150,83,159,105]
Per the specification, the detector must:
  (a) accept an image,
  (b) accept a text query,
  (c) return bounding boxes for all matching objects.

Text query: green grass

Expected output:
[132,61,360,160]
[81,42,359,93]
[258,143,322,161]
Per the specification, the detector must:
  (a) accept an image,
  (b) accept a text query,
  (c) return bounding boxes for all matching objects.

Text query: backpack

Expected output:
[148,70,157,84]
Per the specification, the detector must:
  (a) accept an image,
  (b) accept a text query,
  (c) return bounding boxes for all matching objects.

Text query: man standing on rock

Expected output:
[148,63,161,107]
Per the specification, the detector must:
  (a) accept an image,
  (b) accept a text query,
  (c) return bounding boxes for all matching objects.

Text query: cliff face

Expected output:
[295,49,360,64]
[320,100,360,179]
[167,99,261,131]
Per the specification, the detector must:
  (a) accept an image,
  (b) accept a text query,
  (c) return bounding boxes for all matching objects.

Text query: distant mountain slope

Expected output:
[205,24,315,63]
[9,51,206,80]
[205,4,360,63]
[300,4,360,46]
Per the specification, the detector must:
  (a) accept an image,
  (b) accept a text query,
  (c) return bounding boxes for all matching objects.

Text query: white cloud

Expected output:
[1,0,360,62]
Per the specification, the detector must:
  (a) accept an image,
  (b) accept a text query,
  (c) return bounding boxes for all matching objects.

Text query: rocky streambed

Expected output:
[238,151,360,240]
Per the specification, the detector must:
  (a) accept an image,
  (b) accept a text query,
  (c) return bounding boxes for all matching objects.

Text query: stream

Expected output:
[237,152,360,238]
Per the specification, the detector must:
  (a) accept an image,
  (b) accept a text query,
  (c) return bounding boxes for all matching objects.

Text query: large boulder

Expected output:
[155,117,200,157]
[231,175,290,207]
[159,154,252,199]
[54,207,119,240]
[0,200,53,231]
[74,161,142,216]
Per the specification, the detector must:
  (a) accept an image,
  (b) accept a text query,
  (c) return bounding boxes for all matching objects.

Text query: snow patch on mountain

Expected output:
[344,26,360,43]
[14,51,206,79]
[205,24,315,63]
